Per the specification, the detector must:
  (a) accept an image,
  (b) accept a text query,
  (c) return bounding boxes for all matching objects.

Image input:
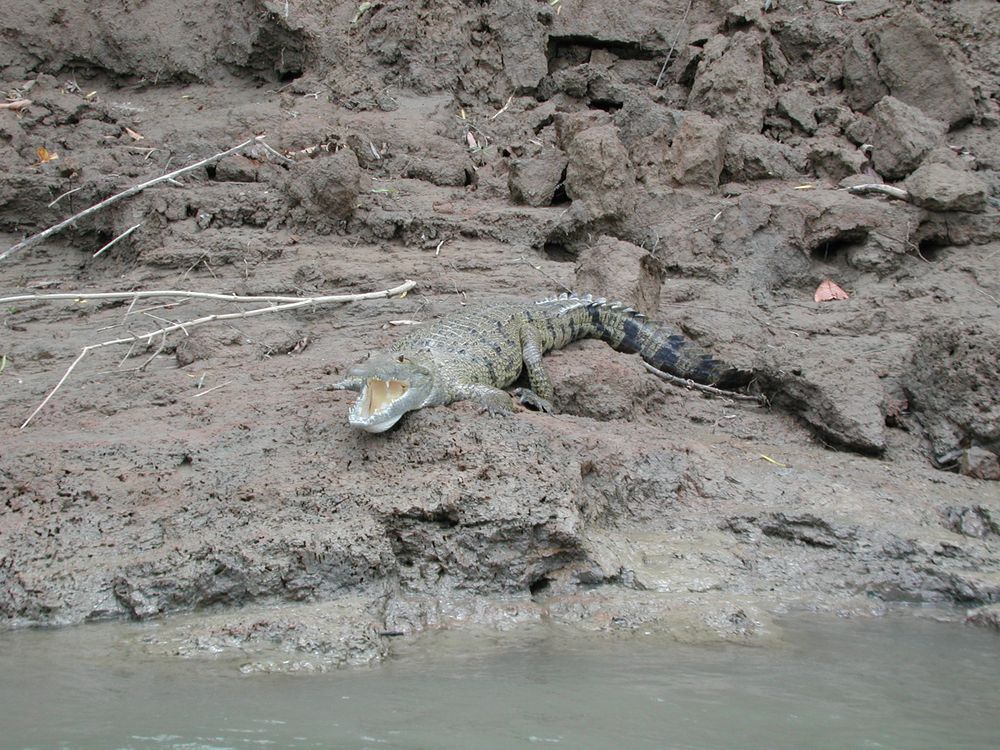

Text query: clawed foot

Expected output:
[513,388,554,413]
[475,392,515,417]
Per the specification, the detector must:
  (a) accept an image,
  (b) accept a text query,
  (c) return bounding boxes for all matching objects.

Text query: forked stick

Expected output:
[19,280,416,429]
[642,362,765,403]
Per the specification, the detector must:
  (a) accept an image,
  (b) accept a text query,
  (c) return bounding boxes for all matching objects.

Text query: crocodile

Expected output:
[334,293,751,432]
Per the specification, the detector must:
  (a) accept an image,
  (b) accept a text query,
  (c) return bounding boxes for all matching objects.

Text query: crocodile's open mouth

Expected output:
[359,378,409,418]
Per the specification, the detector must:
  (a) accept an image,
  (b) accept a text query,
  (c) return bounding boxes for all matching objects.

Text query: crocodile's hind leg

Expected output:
[514,326,555,413]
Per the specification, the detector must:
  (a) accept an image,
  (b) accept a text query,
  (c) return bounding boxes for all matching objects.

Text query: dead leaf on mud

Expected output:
[466,131,478,150]
[36,146,58,164]
[814,279,849,302]
[123,127,144,141]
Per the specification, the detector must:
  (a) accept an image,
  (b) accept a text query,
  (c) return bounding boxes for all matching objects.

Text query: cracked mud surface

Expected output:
[1,0,998,669]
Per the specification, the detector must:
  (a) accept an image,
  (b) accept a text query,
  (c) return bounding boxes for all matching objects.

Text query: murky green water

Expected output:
[1,613,998,750]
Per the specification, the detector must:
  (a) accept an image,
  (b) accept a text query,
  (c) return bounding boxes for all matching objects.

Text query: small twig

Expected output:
[18,280,416,428]
[48,186,86,208]
[655,0,693,88]
[135,331,167,371]
[249,139,293,165]
[490,94,514,120]
[190,381,231,399]
[642,361,765,403]
[518,256,573,295]
[845,183,911,202]
[1,135,266,262]
[93,222,142,258]
[0,99,31,110]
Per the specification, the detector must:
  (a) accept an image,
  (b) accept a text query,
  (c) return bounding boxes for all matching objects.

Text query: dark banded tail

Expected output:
[586,301,752,389]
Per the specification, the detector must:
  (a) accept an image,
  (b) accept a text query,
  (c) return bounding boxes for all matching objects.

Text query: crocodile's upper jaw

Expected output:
[334,356,435,432]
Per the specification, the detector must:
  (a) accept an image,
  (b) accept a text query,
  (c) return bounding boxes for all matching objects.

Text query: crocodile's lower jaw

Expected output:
[355,414,403,433]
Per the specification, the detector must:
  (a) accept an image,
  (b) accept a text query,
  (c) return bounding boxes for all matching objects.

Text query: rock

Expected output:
[807,138,868,182]
[966,604,1000,631]
[959,448,1000,482]
[215,154,261,183]
[669,112,728,189]
[546,342,658,421]
[574,236,664,313]
[554,110,614,147]
[843,11,975,128]
[403,157,474,187]
[614,100,683,147]
[562,124,636,220]
[725,0,768,30]
[777,87,818,134]
[844,113,877,148]
[688,32,769,134]
[723,133,802,181]
[903,163,988,213]
[842,31,888,113]
[284,148,365,221]
[904,322,1000,467]
[754,344,887,455]
[761,34,789,82]
[867,10,976,128]
[870,96,946,180]
[509,148,568,206]
[491,0,549,91]
[945,505,1000,537]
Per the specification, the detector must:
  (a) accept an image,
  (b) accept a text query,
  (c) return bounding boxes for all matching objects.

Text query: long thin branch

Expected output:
[642,361,765,403]
[0,135,266,263]
[19,279,416,429]
[0,288,399,306]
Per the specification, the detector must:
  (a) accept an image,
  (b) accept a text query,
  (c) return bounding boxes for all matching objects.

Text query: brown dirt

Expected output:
[1,0,998,669]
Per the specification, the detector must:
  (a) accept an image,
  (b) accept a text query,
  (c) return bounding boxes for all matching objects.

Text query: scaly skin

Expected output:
[334,293,750,432]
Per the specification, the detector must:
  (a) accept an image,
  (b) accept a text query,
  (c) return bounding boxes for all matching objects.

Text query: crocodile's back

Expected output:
[389,302,529,388]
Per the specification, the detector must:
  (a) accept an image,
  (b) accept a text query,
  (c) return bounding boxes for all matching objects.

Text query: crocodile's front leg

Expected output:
[455,383,516,416]
[514,325,555,413]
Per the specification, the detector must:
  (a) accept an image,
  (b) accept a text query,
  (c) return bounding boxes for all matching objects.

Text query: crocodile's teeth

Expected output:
[361,378,409,416]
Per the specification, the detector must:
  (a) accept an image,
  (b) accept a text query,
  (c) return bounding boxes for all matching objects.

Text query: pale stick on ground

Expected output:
[0,135,270,263]
[18,279,416,429]
[845,183,912,202]
[92,222,143,258]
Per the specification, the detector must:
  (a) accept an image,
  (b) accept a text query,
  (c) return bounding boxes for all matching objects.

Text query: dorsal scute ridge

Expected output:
[536,292,646,319]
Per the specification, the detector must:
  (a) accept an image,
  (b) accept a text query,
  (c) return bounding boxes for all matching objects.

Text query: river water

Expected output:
[1,612,997,750]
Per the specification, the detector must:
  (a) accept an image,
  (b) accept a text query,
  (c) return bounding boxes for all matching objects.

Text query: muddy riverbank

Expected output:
[1,0,998,667]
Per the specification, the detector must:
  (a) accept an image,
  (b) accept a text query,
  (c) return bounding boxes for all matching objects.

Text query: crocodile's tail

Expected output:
[570,294,752,389]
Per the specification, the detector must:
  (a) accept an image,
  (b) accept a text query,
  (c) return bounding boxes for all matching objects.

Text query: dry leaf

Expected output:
[124,127,144,141]
[466,131,478,149]
[814,279,849,302]
[36,146,59,164]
